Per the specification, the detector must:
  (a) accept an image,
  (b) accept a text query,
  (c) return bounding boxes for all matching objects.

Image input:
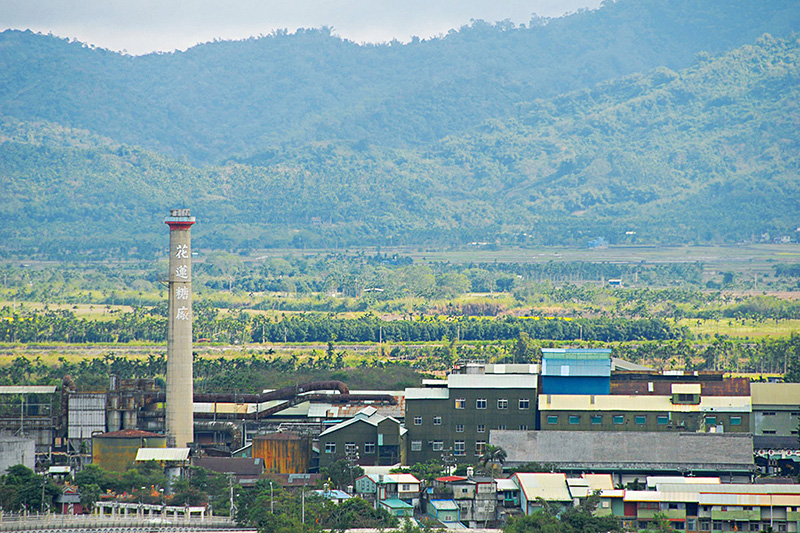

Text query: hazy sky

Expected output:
[0,0,602,55]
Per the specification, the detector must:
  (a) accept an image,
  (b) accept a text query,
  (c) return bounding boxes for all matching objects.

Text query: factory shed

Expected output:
[194,457,264,486]
[493,430,755,485]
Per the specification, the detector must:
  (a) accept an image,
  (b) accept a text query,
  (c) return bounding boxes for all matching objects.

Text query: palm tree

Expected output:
[479,445,507,478]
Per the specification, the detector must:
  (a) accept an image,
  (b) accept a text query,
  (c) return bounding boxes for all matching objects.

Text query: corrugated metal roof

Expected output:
[648,476,720,489]
[513,473,572,502]
[390,474,421,484]
[542,349,612,357]
[537,394,751,412]
[752,383,800,406]
[97,429,163,438]
[658,483,800,495]
[380,498,413,509]
[671,383,701,394]
[0,386,57,394]
[135,448,190,462]
[493,430,754,468]
[625,490,699,503]
[496,479,517,491]
[430,500,460,510]
[582,474,615,490]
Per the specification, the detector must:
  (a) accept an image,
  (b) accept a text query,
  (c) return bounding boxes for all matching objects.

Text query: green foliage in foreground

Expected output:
[0,464,60,512]
[504,493,624,533]
[236,479,397,532]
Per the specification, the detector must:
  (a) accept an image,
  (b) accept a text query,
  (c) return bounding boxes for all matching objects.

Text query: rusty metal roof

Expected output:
[95,429,164,438]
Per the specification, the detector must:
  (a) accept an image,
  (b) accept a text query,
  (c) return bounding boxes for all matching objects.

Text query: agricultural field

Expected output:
[1,244,799,385]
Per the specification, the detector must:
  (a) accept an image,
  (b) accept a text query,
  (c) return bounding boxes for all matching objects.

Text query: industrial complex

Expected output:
[1,209,800,532]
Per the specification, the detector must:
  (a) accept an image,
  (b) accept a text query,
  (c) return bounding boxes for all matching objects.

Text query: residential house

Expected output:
[510,472,573,515]
[355,473,421,508]
[427,499,461,524]
[623,482,800,532]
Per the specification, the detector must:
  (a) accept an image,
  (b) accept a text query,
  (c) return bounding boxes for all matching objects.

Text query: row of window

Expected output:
[410,440,489,456]
[411,420,529,432]
[545,414,742,426]
[634,519,789,532]
[324,442,376,454]
[454,398,530,410]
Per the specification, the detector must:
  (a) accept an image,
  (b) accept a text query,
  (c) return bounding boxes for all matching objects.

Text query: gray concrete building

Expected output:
[751,382,800,450]
[405,365,538,465]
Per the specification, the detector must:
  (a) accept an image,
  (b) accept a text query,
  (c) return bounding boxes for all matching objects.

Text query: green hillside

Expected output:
[0,0,798,163]
[1,35,798,256]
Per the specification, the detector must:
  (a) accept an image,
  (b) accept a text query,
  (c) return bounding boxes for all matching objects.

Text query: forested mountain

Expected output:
[1,33,798,256]
[1,0,799,256]
[0,0,798,163]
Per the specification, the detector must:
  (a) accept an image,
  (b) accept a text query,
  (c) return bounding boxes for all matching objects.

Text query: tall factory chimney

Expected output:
[165,208,196,448]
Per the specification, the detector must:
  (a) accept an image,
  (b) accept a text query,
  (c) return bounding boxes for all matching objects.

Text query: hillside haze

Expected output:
[0,0,798,256]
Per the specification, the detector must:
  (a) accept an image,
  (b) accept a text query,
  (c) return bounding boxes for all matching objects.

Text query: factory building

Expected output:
[405,363,538,465]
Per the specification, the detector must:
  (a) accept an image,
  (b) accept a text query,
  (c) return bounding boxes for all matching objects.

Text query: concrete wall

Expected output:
[0,437,35,474]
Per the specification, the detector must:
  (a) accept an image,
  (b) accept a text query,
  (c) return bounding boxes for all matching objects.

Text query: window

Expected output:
[402,484,411,491]
[686,518,696,531]
[475,441,486,455]
[432,441,443,451]
[433,416,442,425]
[678,393,695,402]
[705,416,717,426]
[325,442,336,454]
[455,424,464,433]
[520,425,528,431]
[345,442,357,456]
[569,415,581,425]
[730,416,742,426]
[497,424,507,430]
[699,520,710,531]
[673,522,685,531]
[635,415,647,425]
[519,398,530,409]
[498,398,508,409]
[364,442,375,454]
[411,441,422,451]
[591,415,602,425]
[713,521,723,531]
[476,398,487,409]
[657,415,669,425]
[477,424,486,433]
[613,415,625,425]
[414,416,422,425]
[763,430,777,434]
[454,441,466,456]
[455,398,466,409]
[547,415,559,424]
[762,412,776,416]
